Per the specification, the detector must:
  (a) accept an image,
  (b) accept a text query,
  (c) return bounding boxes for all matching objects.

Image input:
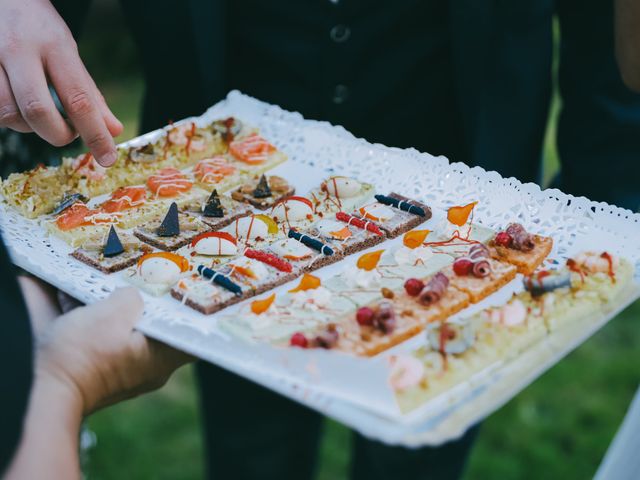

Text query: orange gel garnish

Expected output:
[357,249,385,271]
[289,273,321,293]
[447,202,478,227]
[330,226,352,240]
[403,229,431,249]
[251,293,276,315]
[231,265,257,279]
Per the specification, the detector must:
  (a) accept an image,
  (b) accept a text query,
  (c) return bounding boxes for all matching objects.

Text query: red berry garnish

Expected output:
[453,258,473,276]
[290,332,308,348]
[404,278,424,296]
[495,231,513,248]
[356,306,375,326]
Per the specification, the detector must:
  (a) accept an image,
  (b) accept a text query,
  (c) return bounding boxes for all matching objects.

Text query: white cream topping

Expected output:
[323,176,362,198]
[360,203,394,221]
[193,236,237,256]
[232,216,269,240]
[271,198,313,222]
[289,286,332,311]
[393,245,434,266]
[228,257,269,281]
[315,219,351,239]
[138,258,182,285]
[270,238,313,259]
[342,265,381,289]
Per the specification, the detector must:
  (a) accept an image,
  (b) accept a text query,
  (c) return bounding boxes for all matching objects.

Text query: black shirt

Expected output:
[0,238,33,474]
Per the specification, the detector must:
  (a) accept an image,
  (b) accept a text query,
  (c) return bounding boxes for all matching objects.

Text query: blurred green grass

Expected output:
[80,5,640,480]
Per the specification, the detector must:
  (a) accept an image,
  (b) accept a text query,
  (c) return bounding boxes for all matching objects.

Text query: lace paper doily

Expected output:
[2,91,638,446]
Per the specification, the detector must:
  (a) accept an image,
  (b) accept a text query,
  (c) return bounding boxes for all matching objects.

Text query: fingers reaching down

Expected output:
[0,65,31,132]
[3,54,76,146]
[46,47,119,166]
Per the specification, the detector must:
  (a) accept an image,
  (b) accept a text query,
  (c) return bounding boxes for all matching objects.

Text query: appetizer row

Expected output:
[1,117,285,218]
[57,174,435,318]
[217,205,555,357]
[390,251,633,413]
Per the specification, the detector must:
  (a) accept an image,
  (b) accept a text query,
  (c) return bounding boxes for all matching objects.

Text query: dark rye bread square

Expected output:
[184,196,252,230]
[381,192,432,238]
[71,244,152,274]
[134,213,210,251]
[170,285,249,315]
[230,175,295,210]
[171,269,299,315]
[307,225,387,257]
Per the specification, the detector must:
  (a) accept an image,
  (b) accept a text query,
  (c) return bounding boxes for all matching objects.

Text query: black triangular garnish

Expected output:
[253,174,272,199]
[103,226,125,257]
[202,190,225,218]
[157,202,180,237]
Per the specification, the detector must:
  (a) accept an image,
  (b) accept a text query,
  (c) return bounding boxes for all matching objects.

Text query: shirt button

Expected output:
[332,85,349,104]
[330,24,351,43]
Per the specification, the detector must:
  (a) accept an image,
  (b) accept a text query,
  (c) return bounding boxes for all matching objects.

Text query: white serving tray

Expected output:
[2,91,639,446]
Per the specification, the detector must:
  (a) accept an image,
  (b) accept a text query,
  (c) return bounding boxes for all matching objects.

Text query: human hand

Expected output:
[0,0,122,166]
[35,287,192,415]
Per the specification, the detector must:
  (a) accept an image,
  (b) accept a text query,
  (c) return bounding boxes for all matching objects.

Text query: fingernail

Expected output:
[100,151,117,167]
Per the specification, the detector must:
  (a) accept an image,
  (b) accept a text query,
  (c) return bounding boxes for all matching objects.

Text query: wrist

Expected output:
[32,366,85,428]
[6,365,84,479]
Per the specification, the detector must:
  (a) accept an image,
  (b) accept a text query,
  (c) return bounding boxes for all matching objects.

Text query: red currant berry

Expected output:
[290,332,308,348]
[356,307,375,326]
[404,278,424,297]
[495,231,513,248]
[453,258,473,276]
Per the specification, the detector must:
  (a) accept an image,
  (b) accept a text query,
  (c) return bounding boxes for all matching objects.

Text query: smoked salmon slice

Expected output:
[147,168,193,197]
[101,186,147,213]
[229,134,276,164]
[55,203,112,231]
[193,156,237,183]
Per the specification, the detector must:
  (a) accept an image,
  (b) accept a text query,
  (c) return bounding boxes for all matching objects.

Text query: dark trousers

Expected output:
[196,363,479,480]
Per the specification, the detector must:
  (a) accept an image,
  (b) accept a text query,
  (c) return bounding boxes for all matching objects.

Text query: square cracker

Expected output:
[134,213,210,251]
[329,287,470,357]
[491,235,553,275]
[71,244,152,274]
[444,259,518,303]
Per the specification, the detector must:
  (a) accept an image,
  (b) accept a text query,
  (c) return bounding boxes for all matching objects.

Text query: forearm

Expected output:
[5,373,83,480]
[615,0,640,91]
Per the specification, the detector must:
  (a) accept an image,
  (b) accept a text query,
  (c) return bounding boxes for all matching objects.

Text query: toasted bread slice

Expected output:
[491,235,553,275]
[444,259,518,303]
